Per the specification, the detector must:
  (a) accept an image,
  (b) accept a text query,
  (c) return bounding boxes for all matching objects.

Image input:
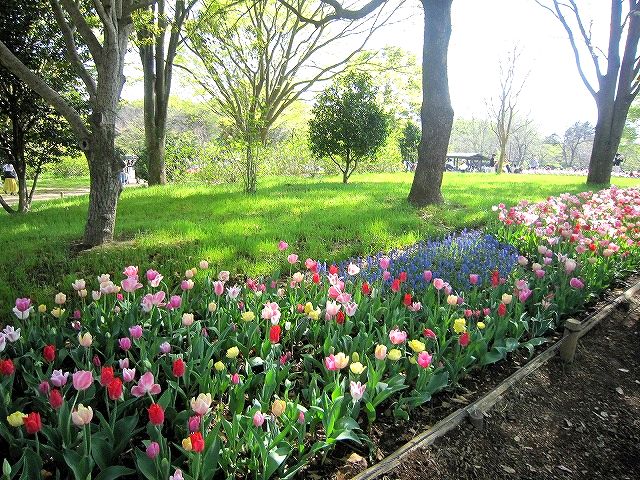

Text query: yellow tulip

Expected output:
[477,321,486,330]
[408,339,425,353]
[271,399,286,417]
[351,352,360,363]
[446,295,458,306]
[52,307,65,319]
[334,352,349,369]
[38,304,47,314]
[304,302,313,314]
[241,311,255,322]
[208,302,217,313]
[453,318,466,334]
[501,293,513,305]
[6,411,26,427]
[182,437,193,451]
[349,362,366,375]
[226,346,240,359]
[308,308,321,321]
[214,361,225,372]
[388,349,402,361]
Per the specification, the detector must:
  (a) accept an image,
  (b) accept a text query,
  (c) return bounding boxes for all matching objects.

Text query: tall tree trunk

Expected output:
[408,0,454,206]
[83,123,122,246]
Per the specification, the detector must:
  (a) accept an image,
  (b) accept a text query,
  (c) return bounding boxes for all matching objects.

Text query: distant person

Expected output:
[613,153,624,173]
[530,158,539,170]
[2,163,18,195]
[119,168,128,194]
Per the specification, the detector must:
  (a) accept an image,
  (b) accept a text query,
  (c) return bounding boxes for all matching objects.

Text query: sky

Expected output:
[122,0,612,136]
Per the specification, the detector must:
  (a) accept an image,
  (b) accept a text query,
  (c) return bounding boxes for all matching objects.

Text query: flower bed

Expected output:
[0,187,638,479]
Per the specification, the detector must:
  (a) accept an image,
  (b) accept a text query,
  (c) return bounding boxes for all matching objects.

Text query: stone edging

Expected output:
[351,279,640,480]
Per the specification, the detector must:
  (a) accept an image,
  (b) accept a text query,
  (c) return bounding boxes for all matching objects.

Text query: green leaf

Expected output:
[201,436,220,480]
[62,449,91,480]
[94,466,136,480]
[425,371,449,395]
[91,434,113,471]
[265,445,291,479]
[134,448,157,480]
[334,429,362,445]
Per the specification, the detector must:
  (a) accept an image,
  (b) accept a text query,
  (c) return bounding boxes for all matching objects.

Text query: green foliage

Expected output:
[398,121,420,163]
[309,72,388,182]
[40,155,89,178]
[0,173,638,309]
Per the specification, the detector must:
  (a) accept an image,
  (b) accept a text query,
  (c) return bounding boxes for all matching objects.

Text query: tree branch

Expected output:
[59,0,103,60]
[0,40,89,141]
[279,0,388,26]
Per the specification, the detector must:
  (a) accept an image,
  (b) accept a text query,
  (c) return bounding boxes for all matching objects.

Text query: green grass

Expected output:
[1,172,638,312]
[33,175,90,190]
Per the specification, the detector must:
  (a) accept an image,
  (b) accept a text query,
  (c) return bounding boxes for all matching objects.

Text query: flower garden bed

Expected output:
[0,187,638,479]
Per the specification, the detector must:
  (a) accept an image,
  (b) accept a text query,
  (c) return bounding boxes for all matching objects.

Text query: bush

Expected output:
[40,155,89,178]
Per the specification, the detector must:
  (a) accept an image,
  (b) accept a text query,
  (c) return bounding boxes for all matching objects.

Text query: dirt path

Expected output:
[2,187,91,205]
[388,293,640,480]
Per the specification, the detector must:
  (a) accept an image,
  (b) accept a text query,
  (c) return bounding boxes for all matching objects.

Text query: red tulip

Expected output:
[403,293,412,306]
[312,272,320,284]
[391,279,401,293]
[100,366,114,386]
[329,264,338,275]
[399,271,407,283]
[0,359,15,376]
[107,378,123,401]
[361,282,371,296]
[459,332,470,347]
[43,345,56,363]
[190,431,205,453]
[172,358,186,378]
[497,303,507,317]
[24,412,42,434]
[336,311,345,325]
[49,389,63,409]
[148,403,165,425]
[269,325,281,344]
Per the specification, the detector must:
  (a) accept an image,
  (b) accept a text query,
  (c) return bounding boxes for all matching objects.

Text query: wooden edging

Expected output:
[352,279,640,480]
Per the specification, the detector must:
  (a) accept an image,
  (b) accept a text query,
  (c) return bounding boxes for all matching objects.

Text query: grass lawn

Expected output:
[0,172,638,312]
[34,175,90,190]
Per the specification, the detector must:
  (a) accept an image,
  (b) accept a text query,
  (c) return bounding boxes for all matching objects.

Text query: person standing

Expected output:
[2,163,18,195]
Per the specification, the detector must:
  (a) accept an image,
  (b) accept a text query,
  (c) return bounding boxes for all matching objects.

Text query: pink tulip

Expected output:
[131,372,161,397]
[146,442,160,459]
[324,355,338,371]
[349,381,366,402]
[347,263,360,276]
[213,281,225,296]
[141,291,166,312]
[188,415,201,432]
[382,270,391,281]
[517,256,528,266]
[119,337,132,351]
[564,259,577,274]
[121,276,143,293]
[123,266,138,277]
[218,271,230,282]
[389,329,407,345]
[253,411,265,427]
[231,373,240,385]
[278,240,288,251]
[569,277,585,289]
[417,351,432,368]
[159,342,171,354]
[423,270,433,282]
[146,269,163,288]
[119,358,129,369]
[181,279,194,291]
[72,370,93,391]
[535,268,546,279]
[469,274,479,285]
[227,285,241,299]
[324,301,340,319]
[122,368,136,383]
[336,292,352,304]
[129,325,143,339]
[379,256,390,270]
[15,298,31,312]
[345,302,358,317]
[298,411,305,424]
[39,381,51,395]
[167,295,182,310]
[407,302,422,312]
[423,328,437,340]
[287,253,299,264]
[51,370,69,387]
[433,278,445,290]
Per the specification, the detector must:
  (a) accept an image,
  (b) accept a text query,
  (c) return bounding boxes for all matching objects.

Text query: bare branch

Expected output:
[279,0,388,26]
[59,0,103,59]
[0,40,89,140]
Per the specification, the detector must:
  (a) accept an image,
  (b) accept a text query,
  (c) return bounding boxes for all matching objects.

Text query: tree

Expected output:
[398,120,420,165]
[537,0,640,184]
[135,0,198,185]
[185,0,397,193]
[508,118,540,169]
[281,0,455,206]
[308,71,388,183]
[0,0,80,214]
[0,0,155,247]
[449,117,497,155]
[561,121,594,168]
[487,48,526,174]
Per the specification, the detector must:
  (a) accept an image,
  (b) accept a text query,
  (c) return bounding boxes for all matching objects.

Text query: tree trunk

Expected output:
[83,123,122,246]
[408,0,454,206]
[147,133,167,185]
[587,93,630,184]
[496,138,508,174]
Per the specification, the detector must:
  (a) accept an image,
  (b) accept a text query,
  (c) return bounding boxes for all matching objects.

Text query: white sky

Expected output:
[122,0,612,136]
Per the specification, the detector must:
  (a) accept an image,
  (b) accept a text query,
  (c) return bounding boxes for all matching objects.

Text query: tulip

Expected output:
[159,342,171,354]
[78,332,93,348]
[72,404,93,427]
[6,411,26,427]
[181,279,194,291]
[107,378,123,401]
[501,293,513,305]
[24,412,42,434]
[433,278,445,290]
[459,331,470,347]
[231,373,240,385]
[38,304,47,313]
[0,358,13,376]
[227,285,241,299]
[122,368,136,383]
[146,441,160,459]
[214,361,225,372]
[173,358,186,378]
[453,318,466,334]
[226,346,240,359]
[121,276,143,293]
[166,295,182,310]
[241,311,255,322]
[347,263,360,276]
[147,403,164,425]
[188,415,201,433]
[374,344,387,360]
[190,432,205,453]
[469,273,479,285]
[129,325,143,339]
[190,393,213,415]
[388,349,402,361]
[54,292,66,305]
[379,256,390,269]
[182,437,193,451]
[287,254,298,264]
[570,277,585,289]
[417,351,432,368]
[278,240,288,251]
[38,381,50,395]
[182,313,194,326]
[423,328,437,339]
[477,321,486,330]
[118,337,132,351]
[51,370,69,387]
[253,410,265,427]
[72,371,93,391]
[408,339,426,353]
[208,301,217,312]
[131,372,161,397]
[350,362,366,375]
[100,366,115,386]
[446,295,458,306]
[269,325,281,344]
[349,381,366,402]
[43,344,56,363]
[497,303,507,317]
[389,329,407,345]
[271,399,286,417]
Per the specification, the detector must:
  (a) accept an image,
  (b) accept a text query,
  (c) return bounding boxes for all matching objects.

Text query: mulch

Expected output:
[384,286,640,480]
